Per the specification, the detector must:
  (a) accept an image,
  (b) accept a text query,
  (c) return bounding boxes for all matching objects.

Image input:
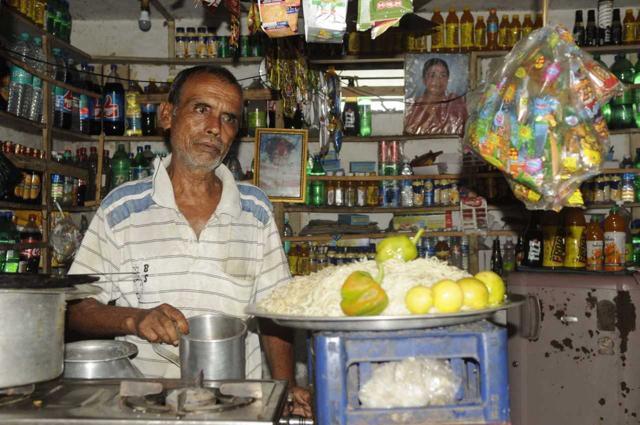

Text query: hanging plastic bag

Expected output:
[258,0,301,38]
[464,25,623,211]
[357,0,413,39]
[302,0,347,43]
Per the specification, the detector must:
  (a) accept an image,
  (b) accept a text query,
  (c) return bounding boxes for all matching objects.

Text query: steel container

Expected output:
[153,314,247,381]
[64,340,144,379]
[0,288,66,388]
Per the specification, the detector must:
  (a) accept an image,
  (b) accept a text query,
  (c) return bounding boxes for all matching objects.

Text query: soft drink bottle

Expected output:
[142,144,155,173]
[68,58,82,132]
[56,54,73,130]
[633,56,640,128]
[141,79,158,136]
[51,48,70,129]
[131,146,148,181]
[125,81,143,136]
[358,98,372,137]
[7,33,33,118]
[103,65,125,136]
[18,215,42,274]
[77,63,91,134]
[27,36,45,123]
[87,65,103,135]
[111,144,130,188]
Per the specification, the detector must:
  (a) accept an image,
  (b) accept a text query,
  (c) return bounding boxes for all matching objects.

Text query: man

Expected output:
[67,65,311,417]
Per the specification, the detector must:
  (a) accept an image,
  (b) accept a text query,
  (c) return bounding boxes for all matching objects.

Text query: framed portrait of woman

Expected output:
[254,128,308,203]
[404,54,469,136]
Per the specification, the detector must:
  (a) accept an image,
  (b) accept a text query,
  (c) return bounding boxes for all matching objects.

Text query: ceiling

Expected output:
[69,0,640,20]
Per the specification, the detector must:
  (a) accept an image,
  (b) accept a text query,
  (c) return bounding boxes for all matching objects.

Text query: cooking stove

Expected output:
[0,378,289,424]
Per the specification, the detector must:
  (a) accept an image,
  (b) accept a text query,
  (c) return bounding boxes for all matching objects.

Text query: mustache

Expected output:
[194,138,225,151]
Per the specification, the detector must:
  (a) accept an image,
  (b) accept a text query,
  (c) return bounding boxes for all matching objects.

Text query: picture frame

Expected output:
[253,128,308,203]
[404,53,469,136]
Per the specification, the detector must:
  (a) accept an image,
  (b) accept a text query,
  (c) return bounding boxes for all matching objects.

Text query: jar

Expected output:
[187,37,198,58]
[622,173,635,202]
[175,28,185,57]
[196,34,208,58]
[356,176,367,207]
[206,36,218,58]
[366,173,378,206]
[602,175,611,202]
[594,176,605,203]
[610,175,621,202]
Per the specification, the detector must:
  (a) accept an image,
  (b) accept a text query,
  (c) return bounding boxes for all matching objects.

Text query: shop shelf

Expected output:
[0,110,44,136]
[0,201,44,211]
[90,55,264,65]
[138,87,279,104]
[284,205,459,214]
[5,153,89,180]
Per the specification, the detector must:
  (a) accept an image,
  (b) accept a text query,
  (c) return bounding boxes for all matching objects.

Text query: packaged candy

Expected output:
[302,0,347,43]
[465,25,623,211]
[258,0,301,38]
[357,0,413,39]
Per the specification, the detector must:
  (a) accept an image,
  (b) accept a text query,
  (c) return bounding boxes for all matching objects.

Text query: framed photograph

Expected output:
[404,53,469,136]
[254,128,308,203]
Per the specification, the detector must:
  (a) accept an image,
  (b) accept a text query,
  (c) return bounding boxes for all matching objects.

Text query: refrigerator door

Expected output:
[507,272,640,425]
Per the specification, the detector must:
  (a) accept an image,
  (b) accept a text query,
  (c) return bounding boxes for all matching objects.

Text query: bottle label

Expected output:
[445,23,459,48]
[79,94,89,121]
[11,66,31,85]
[93,98,103,120]
[461,22,473,47]
[564,226,585,267]
[103,93,122,121]
[527,239,541,262]
[623,23,635,43]
[343,109,356,130]
[62,90,73,113]
[543,235,565,267]
[604,231,625,271]
[54,86,65,112]
[487,22,498,34]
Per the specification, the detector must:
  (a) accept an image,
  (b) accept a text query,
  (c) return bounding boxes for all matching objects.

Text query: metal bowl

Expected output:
[64,340,144,379]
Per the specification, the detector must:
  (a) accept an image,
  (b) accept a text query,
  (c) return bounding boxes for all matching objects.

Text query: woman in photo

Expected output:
[404,58,468,135]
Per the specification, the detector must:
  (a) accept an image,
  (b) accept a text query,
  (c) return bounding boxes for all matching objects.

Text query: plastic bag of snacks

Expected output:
[464,25,623,211]
[357,0,413,39]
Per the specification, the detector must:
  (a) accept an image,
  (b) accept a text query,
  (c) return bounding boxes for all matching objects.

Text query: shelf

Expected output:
[584,202,640,210]
[138,87,279,104]
[0,201,44,211]
[0,110,44,136]
[64,205,99,213]
[5,153,89,180]
[283,229,518,242]
[99,135,165,142]
[0,49,100,99]
[90,55,264,65]
[284,205,459,214]
[601,168,640,174]
[51,127,94,142]
[309,54,405,66]
[0,7,91,62]
[471,42,640,60]
[308,174,463,181]
[610,128,640,136]
[0,241,48,250]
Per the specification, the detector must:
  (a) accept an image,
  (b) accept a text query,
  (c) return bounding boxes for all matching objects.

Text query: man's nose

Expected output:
[204,113,221,136]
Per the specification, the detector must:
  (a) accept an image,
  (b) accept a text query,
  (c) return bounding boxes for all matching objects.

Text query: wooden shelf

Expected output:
[51,127,94,142]
[5,153,89,180]
[0,241,48,250]
[138,87,279,104]
[0,201,44,211]
[90,55,264,65]
[64,205,99,213]
[283,229,518,242]
[284,205,459,214]
[308,174,462,181]
[0,110,44,136]
[99,135,165,142]
[309,54,405,66]
[585,202,640,210]
[610,128,640,136]
[0,8,91,62]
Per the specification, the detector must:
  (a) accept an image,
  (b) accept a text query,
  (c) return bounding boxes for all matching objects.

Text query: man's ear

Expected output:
[158,102,174,131]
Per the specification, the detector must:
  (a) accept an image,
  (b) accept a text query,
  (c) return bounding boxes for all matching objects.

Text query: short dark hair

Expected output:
[422,58,450,79]
[167,65,242,105]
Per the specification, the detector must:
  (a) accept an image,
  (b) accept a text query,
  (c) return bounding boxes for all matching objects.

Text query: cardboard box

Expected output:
[338,214,370,226]
[392,211,460,232]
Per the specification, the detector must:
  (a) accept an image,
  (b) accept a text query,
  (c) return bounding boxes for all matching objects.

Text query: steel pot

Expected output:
[0,288,66,388]
[153,314,247,381]
[64,340,144,379]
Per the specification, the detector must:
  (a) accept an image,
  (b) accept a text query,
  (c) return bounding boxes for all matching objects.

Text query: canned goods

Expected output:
[423,179,434,206]
[240,35,250,57]
[218,36,230,58]
[378,140,401,164]
[381,180,400,207]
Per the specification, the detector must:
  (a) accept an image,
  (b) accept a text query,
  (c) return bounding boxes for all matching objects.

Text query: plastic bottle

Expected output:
[487,9,499,50]
[523,214,543,267]
[51,48,67,129]
[445,8,459,53]
[358,98,372,137]
[103,65,125,136]
[563,208,586,269]
[610,54,635,129]
[283,218,293,255]
[522,14,534,38]
[508,14,521,48]
[77,63,91,134]
[474,16,487,51]
[309,156,326,207]
[143,145,156,174]
[342,79,359,137]
[461,236,469,271]
[604,206,626,271]
[490,238,503,276]
[634,56,640,129]
[87,65,103,135]
[101,149,111,197]
[130,146,148,181]
[460,8,474,53]
[623,9,635,44]
[142,79,158,136]
[503,238,515,273]
[3,213,20,273]
[246,78,267,137]
[7,33,33,118]
[435,237,450,262]
[60,54,73,130]
[111,144,130,188]
[585,216,604,271]
[498,15,510,50]
[542,211,564,268]
[68,58,82,132]
[430,9,444,52]
[573,11,586,46]
[515,235,524,268]
[125,81,143,137]
[18,214,41,274]
[27,36,44,122]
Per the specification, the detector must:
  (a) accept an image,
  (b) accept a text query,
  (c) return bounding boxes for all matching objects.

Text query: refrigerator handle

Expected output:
[521,294,541,341]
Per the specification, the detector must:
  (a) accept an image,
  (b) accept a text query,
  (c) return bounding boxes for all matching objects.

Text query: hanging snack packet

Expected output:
[259,0,301,38]
[302,0,348,43]
[464,25,622,211]
[357,0,413,39]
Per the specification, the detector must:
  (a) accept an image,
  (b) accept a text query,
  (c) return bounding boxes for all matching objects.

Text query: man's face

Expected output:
[423,63,449,99]
[161,73,243,171]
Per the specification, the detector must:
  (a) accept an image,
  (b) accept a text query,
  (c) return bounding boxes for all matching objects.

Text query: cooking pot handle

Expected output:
[151,344,180,366]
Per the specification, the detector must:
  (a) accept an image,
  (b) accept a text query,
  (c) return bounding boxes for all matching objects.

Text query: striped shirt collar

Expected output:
[151,154,242,219]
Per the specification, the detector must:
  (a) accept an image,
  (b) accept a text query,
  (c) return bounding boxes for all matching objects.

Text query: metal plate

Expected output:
[246,294,525,331]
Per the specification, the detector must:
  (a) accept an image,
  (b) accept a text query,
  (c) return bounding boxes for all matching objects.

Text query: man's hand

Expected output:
[287,386,313,418]
[124,303,189,345]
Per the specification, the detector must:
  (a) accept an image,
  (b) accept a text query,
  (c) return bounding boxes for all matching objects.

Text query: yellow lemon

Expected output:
[474,271,506,306]
[432,279,463,313]
[405,285,433,314]
[457,277,490,310]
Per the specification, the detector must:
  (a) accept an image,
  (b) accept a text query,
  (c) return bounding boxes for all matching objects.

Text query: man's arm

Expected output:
[67,298,189,345]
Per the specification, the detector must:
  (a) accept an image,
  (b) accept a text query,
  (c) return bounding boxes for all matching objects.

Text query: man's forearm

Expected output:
[67,298,142,337]
[260,323,296,384]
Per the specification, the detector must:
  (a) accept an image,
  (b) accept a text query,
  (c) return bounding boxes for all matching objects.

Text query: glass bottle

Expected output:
[345,177,356,207]
[459,7,474,53]
[573,10,586,46]
[508,14,521,48]
[563,208,586,269]
[288,244,299,275]
[585,216,604,271]
[326,175,336,206]
[474,16,487,51]
[445,8,459,53]
[298,243,310,276]
[430,9,445,52]
[487,8,499,50]
[498,14,510,50]
[334,170,345,207]
[522,14,534,38]
[358,98,372,137]
[110,144,130,189]
[490,238,503,276]
[534,13,543,29]
[623,9,635,44]
[586,10,597,47]
[342,79,360,137]
[366,172,378,206]
[309,156,326,207]
[542,211,565,269]
[356,177,367,207]
[515,235,525,268]
[634,56,640,129]
[523,213,543,268]
[604,206,626,271]
[503,238,515,273]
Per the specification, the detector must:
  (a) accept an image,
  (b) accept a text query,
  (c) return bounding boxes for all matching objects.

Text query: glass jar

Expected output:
[366,172,379,206]
[206,36,218,58]
[356,176,367,207]
[621,173,635,202]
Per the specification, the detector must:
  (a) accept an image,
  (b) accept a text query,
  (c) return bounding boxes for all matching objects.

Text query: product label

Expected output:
[487,22,498,34]
[103,94,122,121]
[62,90,73,113]
[54,86,65,112]
[475,28,486,47]
[343,110,356,130]
[93,98,102,120]
[79,94,89,121]
[604,231,625,271]
[527,239,541,262]
[461,22,473,47]
[445,23,459,48]
[564,226,586,267]
[431,24,443,48]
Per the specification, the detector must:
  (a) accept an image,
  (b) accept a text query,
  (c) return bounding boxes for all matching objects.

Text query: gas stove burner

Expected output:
[0,384,35,407]
[122,385,255,416]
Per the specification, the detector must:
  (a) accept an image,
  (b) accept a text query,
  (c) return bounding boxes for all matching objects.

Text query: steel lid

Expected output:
[64,340,138,363]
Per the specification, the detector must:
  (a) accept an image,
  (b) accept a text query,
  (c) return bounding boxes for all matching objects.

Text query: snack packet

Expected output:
[464,25,623,211]
[357,0,413,39]
[302,0,347,43]
[259,0,301,38]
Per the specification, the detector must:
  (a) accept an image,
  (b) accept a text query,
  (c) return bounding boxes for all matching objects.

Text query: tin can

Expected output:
[218,36,230,58]
[240,36,250,57]
[378,140,401,164]
[423,179,434,206]
[381,181,399,207]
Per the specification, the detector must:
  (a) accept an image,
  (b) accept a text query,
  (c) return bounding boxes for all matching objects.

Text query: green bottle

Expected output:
[131,146,148,181]
[634,54,640,129]
[593,55,612,125]
[309,155,326,207]
[611,54,635,106]
[111,144,131,188]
